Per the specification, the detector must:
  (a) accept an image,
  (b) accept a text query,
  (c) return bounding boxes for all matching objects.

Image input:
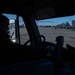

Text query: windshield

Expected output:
[36,15,75,48]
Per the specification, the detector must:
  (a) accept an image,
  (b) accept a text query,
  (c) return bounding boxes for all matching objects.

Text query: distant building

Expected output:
[72,20,75,27]
[56,23,66,27]
[9,19,15,29]
[65,22,70,27]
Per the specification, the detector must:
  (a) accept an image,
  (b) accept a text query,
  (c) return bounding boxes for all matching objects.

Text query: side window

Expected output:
[3,14,16,42]
[19,16,29,44]
[3,14,29,44]
[9,19,16,42]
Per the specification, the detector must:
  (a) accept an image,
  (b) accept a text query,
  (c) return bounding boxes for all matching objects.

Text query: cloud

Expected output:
[9,20,15,23]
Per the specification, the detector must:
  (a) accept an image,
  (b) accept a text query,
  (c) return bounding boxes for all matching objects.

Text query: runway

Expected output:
[10,27,75,47]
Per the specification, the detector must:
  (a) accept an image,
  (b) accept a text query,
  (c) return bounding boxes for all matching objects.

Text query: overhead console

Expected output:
[34,0,75,20]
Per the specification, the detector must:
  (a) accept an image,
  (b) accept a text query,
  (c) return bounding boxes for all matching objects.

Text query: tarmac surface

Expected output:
[38,27,75,47]
[10,27,75,47]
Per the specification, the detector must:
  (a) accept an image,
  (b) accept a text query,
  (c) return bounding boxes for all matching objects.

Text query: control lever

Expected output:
[54,36,64,69]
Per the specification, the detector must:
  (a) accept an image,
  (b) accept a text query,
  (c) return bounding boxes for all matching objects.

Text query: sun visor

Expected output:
[35,7,56,20]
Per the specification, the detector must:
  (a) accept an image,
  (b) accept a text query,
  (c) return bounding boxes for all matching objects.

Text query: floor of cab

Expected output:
[0,59,75,75]
[55,62,75,75]
[0,58,53,75]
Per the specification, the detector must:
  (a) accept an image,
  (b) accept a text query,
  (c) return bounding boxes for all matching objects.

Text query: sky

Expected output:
[36,15,75,26]
[3,14,75,26]
[3,14,23,25]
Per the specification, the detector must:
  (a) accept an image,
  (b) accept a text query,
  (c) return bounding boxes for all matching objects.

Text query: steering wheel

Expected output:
[24,35,46,46]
